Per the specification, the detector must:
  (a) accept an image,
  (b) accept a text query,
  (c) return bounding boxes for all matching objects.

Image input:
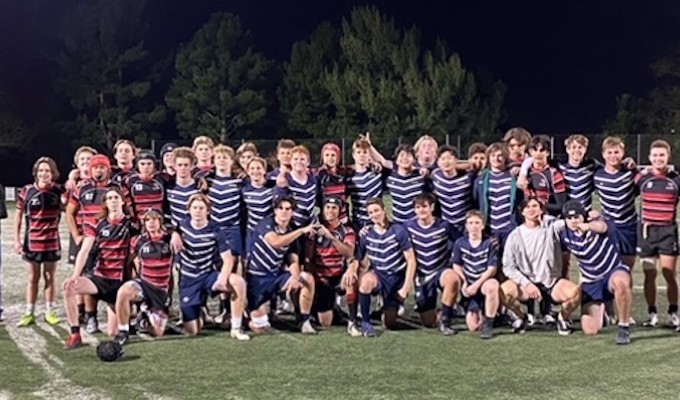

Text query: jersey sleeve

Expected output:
[68,186,81,208]
[355,233,367,261]
[16,185,27,211]
[216,228,230,254]
[395,225,413,251]
[83,219,97,237]
[130,235,141,255]
[552,168,566,193]
[451,239,463,266]
[487,240,499,268]
[343,225,357,246]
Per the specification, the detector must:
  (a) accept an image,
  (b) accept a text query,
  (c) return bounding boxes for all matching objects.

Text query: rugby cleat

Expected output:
[556,313,572,336]
[439,320,457,336]
[642,313,658,328]
[301,320,318,335]
[542,313,556,326]
[86,318,100,334]
[361,322,377,337]
[17,313,36,327]
[526,314,536,327]
[347,322,363,337]
[616,326,631,345]
[481,319,494,340]
[44,310,60,326]
[668,313,680,328]
[230,328,251,341]
[64,334,83,350]
[114,331,130,346]
[512,317,527,334]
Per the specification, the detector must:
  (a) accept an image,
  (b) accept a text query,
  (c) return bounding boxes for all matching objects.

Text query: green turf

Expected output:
[0,328,47,400]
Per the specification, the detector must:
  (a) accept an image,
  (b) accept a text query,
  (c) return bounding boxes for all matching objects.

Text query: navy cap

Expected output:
[323,196,344,207]
[562,200,587,219]
[160,143,178,158]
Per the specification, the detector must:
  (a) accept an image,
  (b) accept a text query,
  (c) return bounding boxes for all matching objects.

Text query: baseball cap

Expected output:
[562,200,587,219]
[160,143,178,158]
[323,196,344,208]
[89,155,111,170]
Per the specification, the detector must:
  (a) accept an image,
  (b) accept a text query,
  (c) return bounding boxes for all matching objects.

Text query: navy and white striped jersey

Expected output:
[241,181,274,230]
[356,223,412,276]
[177,218,229,279]
[557,220,623,283]
[404,218,452,282]
[164,179,201,227]
[206,173,242,229]
[487,170,515,233]
[385,169,427,224]
[431,169,476,228]
[559,159,598,212]
[593,167,638,225]
[275,173,317,227]
[246,217,294,277]
[451,236,498,285]
[347,167,385,227]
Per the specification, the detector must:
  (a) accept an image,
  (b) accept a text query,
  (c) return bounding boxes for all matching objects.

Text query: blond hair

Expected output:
[192,136,215,150]
[213,144,235,159]
[601,136,625,151]
[565,134,589,148]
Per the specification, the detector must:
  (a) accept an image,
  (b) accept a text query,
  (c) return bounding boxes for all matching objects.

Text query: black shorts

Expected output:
[136,279,170,312]
[88,275,123,305]
[22,250,60,264]
[637,223,679,257]
[314,276,344,313]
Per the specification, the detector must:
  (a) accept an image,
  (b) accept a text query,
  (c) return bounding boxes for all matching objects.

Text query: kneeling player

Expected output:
[63,188,133,349]
[304,197,359,334]
[172,194,249,340]
[404,193,461,336]
[349,198,417,337]
[114,209,173,344]
[501,196,581,335]
[246,195,317,334]
[452,211,501,339]
[558,201,632,344]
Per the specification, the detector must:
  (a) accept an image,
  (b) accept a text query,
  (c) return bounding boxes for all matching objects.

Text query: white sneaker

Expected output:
[642,313,658,327]
[668,313,680,328]
[347,321,362,337]
[230,328,251,341]
[542,314,556,326]
[397,305,405,317]
[301,320,317,335]
[628,317,636,325]
[526,314,536,327]
[86,318,100,334]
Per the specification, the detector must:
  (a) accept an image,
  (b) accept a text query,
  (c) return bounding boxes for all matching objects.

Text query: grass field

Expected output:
[2,201,680,400]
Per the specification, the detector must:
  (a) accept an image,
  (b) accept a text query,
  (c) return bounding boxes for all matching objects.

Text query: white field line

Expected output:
[35,319,66,344]
[4,305,111,400]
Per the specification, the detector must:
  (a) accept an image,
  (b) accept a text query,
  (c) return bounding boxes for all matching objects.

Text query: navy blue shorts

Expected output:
[371,272,406,311]
[415,269,446,312]
[581,265,630,305]
[462,292,486,313]
[222,226,243,257]
[179,271,220,322]
[614,222,637,256]
[246,272,291,311]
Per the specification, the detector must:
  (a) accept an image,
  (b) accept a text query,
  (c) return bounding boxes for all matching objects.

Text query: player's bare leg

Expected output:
[642,258,659,327]
[466,311,483,332]
[225,274,249,340]
[296,272,316,334]
[113,281,142,345]
[42,262,58,324]
[581,302,604,336]
[18,262,40,327]
[550,279,581,335]
[63,277,99,349]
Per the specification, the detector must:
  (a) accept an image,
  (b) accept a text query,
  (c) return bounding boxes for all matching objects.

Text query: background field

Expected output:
[2,200,680,400]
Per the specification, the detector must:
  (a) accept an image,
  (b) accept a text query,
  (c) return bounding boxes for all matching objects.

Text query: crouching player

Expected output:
[452,211,500,339]
[348,198,417,337]
[404,193,461,336]
[114,209,173,344]
[558,201,632,344]
[246,195,317,334]
[501,196,581,335]
[171,194,249,340]
[304,197,359,334]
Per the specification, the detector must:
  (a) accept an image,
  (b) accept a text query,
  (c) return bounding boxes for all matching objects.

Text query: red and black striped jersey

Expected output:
[126,173,165,221]
[315,166,349,222]
[111,166,135,187]
[132,233,173,290]
[192,165,214,179]
[85,216,134,281]
[69,180,125,232]
[636,171,680,225]
[307,222,356,279]
[526,165,566,205]
[17,184,64,252]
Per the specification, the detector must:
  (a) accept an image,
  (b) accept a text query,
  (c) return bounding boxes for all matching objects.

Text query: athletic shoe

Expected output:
[64,334,83,350]
[526,313,535,327]
[44,310,60,326]
[17,313,36,327]
[301,320,317,335]
[512,317,527,334]
[114,331,130,346]
[668,313,680,328]
[397,305,405,317]
[628,317,636,325]
[347,321,363,337]
[556,314,572,336]
[481,319,494,340]
[362,321,376,337]
[86,318,100,334]
[439,320,457,336]
[230,328,251,341]
[642,313,658,328]
[542,314,556,326]
[616,326,631,345]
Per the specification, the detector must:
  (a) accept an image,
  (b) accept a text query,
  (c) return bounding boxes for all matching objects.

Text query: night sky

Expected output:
[1,0,679,135]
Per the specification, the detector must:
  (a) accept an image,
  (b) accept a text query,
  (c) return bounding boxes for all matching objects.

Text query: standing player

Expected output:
[349,198,417,337]
[62,188,133,349]
[65,146,97,265]
[125,151,165,223]
[557,201,632,344]
[636,140,680,328]
[13,157,64,327]
[164,147,203,228]
[467,143,488,173]
[503,127,532,168]
[242,157,275,251]
[501,197,581,335]
[404,194,460,335]
[245,195,317,334]
[523,135,567,217]
[111,139,137,187]
[236,142,259,173]
[414,135,439,171]
[452,211,500,339]
[266,139,295,185]
[347,139,387,229]
[114,209,173,343]
[160,143,178,176]
[304,197,358,333]
[171,194,249,339]
[275,145,318,228]
[430,145,476,240]
[315,143,349,223]
[192,136,215,179]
